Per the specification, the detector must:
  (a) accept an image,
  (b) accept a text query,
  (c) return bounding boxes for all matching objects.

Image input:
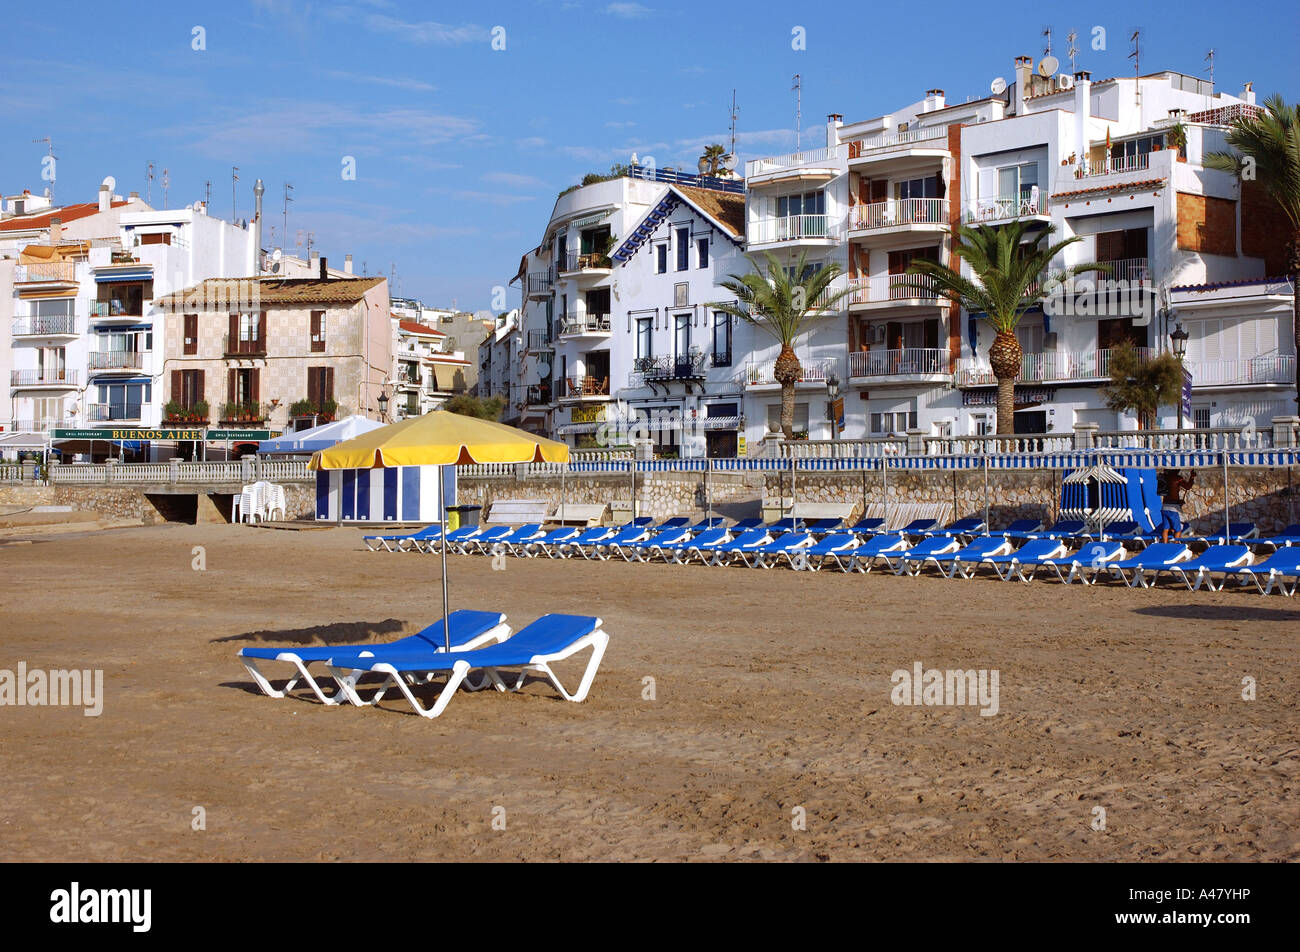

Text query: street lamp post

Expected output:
[826,372,841,441]
[1170,321,1189,432]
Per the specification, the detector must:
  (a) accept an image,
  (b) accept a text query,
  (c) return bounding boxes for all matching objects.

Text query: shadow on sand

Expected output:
[1131,603,1300,624]
[211,618,407,646]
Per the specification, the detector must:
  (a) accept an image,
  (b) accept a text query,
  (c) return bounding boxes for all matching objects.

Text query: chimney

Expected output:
[1242,81,1255,105]
[825,113,843,148]
[1074,72,1093,164]
[309,250,319,274]
[1014,56,1033,108]
[925,89,945,112]
[319,256,328,280]
[49,216,62,245]
[344,254,354,274]
[98,184,111,213]
[252,178,265,274]
[128,191,139,202]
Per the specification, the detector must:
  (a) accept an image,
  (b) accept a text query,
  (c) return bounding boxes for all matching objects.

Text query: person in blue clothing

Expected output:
[1159,469,1196,544]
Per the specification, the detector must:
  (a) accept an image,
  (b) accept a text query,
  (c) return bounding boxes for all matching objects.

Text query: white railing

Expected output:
[955,348,1155,387]
[740,356,840,386]
[1093,428,1270,452]
[86,403,144,423]
[1091,257,1149,284]
[846,274,943,305]
[850,198,948,231]
[560,314,612,335]
[1076,152,1151,178]
[88,351,147,371]
[849,125,948,157]
[748,214,837,243]
[924,434,1076,455]
[12,316,77,336]
[11,369,79,387]
[745,144,844,178]
[849,348,949,378]
[963,192,1048,223]
[1186,355,1295,387]
[780,438,907,459]
[48,460,312,484]
[9,418,76,434]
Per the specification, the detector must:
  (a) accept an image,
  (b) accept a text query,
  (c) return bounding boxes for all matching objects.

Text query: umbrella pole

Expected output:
[440,464,451,652]
[705,456,711,521]
[881,454,889,530]
[1222,449,1230,536]
[983,452,990,535]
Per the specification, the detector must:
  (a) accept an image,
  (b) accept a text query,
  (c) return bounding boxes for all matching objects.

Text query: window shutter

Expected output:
[228,313,238,348]
[250,368,260,403]
[307,368,319,406]
[228,368,237,404]
[258,311,267,343]
[325,367,335,401]
[197,369,205,402]
[170,370,181,403]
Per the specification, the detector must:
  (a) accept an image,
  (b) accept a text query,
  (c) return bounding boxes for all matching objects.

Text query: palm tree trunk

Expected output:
[995,375,1016,435]
[781,382,796,439]
[1292,244,1299,413]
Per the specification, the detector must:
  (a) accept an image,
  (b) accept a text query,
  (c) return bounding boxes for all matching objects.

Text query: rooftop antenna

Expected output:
[1042,26,1052,56]
[728,89,739,155]
[1066,29,1079,74]
[1129,29,1141,117]
[282,182,294,250]
[1204,48,1216,109]
[146,162,155,205]
[232,165,239,222]
[32,137,56,202]
[162,168,170,209]
[305,231,314,258]
[204,180,212,207]
[792,74,802,150]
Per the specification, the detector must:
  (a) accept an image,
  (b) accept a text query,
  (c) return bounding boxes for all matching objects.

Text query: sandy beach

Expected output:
[0,522,1296,862]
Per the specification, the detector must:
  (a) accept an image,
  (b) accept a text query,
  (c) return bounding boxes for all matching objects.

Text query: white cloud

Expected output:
[604,120,637,129]
[482,171,545,187]
[606,2,652,17]
[517,136,548,149]
[325,70,436,92]
[328,5,485,43]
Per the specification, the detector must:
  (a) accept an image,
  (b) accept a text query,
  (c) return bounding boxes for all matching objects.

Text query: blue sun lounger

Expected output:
[746,531,815,569]
[802,518,843,536]
[552,526,615,559]
[651,517,691,532]
[519,526,581,558]
[428,525,483,554]
[1221,548,1300,594]
[925,517,987,539]
[848,518,886,536]
[663,526,730,563]
[590,525,652,560]
[1080,520,1140,541]
[849,534,911,573]
[1166,545,1254,591]
[709,527,776,566]
[1255,524,1300,551]
[1014,540,1127,584]
[885,536,964,575]
[326,613,609,719]
[239,609,511,706]
[1020,519,1086,541]
[727,517,764,532]
[976,538,1069,580]
[1000,518,1045,539]
[363,524,442,552]
[466,524,537,555]
[896,518,939,539]
[614,526,693,561]
[1101,542,1193,587]
[931,536,1015,578]
[797,533,861,571]
[766,517,800,532]
[688,517,727,530]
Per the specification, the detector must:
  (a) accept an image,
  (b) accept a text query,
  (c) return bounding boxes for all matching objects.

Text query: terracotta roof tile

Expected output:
[1051,178,1165,200]
[156,276,386,308]
[398,319,445,336]
[0,200,128,231]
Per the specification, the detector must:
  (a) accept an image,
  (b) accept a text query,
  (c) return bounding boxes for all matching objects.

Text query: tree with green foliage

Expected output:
[1101,342,1185,429]
[713,251,850,439]
[444,394,504,420]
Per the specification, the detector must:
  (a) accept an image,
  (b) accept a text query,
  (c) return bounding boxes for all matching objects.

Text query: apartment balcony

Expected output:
[526,329,554,352]
[848,348,950,385]
[218,402,271,425]
[847,126,949,170]
[9,418,76,434]
[627,353,708,390]
[558,313,611,338]
[88,350,148,373]
[739,357,840,389]
[223,334,267,358]
[526,383,553,406]
[11,316,77,338]
[1090,257,1150,285]
[91,300,149,321]
[848,198,949,237]
[526,271,554,297]
[747,214,841,246]
[555,376,611,401]
[86,402,144,423]
[11,369,79,388]
[558,251,612,278]
[744,145,844,182]
[955,348,1156,387]
[963,192,1049,225]
[846,274,944,310]
[14,261,78,284]
[1186,355,1296,388]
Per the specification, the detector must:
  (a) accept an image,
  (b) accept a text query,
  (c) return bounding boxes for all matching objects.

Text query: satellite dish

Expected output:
[536,361,551,378]
[272,248,282,261]
[990,77,1007,95]
[1038,56,1059,77]
[721,153,738,171]
[102,175,116,193]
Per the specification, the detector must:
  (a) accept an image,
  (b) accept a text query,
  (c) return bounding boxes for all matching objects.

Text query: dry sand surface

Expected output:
[0,522,1296,862]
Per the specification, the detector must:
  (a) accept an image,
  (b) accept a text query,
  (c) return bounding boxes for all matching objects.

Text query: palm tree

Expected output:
[715,251,850,439]
[701,144,727,177]
[1204,94,1300,411]
[906,221,1106,434]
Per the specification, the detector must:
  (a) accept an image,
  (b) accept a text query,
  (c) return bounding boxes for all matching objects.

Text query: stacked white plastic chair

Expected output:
[238,484,264,523]
[264,483,287,521]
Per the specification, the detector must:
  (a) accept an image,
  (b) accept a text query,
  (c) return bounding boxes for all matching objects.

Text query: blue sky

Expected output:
[2,0,1296,310]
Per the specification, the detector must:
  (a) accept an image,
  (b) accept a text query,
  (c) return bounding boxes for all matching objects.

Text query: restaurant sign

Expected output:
[207,430,274,441]
[51,428,205,441]
[570,405,605,424]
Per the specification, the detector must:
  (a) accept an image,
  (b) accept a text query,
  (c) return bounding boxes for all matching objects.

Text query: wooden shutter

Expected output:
[183,314,197,354]
[869,179,887,203]
[1095,231,1123,262]
[250,368,260,403]
[228,368,238,405]
[170,370,181,404]
[228,313,238,348]
[258,311,267,345]
[196,369,205,403]
[324,367,335,401]
[307,367,319,406]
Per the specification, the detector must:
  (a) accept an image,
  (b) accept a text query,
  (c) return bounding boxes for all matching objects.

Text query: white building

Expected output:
[391,314,473,418]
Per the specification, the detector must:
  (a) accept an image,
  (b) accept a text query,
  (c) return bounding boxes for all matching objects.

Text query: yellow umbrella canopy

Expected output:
[309,410,569,470]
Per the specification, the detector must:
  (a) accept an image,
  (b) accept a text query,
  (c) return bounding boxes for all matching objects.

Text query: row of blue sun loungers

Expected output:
[239,610,609,719]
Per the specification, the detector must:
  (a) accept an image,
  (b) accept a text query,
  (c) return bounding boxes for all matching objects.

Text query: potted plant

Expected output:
[1168,123,1188,162]
[163,399,182,422]
[191,400,209,424]
[289,398,316,417]
[319,398,337,423]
